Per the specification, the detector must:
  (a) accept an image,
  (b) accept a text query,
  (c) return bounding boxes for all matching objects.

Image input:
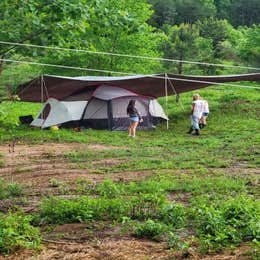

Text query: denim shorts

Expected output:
[191,115,200,130]
[130,116,139,122]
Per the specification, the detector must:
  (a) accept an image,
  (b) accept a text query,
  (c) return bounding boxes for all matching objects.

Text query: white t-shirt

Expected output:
[192,100,204,118]
[202,100,209,113]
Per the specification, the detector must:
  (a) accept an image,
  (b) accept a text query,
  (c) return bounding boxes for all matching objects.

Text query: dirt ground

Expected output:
[0,143,258,259]
[0,143,154,190]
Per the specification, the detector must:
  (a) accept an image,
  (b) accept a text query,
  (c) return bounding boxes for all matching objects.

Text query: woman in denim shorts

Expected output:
[126,100,143,138]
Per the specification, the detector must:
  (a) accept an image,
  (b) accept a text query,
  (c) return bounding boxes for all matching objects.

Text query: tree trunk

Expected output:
[178,52,183,74]
[108,33,119,75]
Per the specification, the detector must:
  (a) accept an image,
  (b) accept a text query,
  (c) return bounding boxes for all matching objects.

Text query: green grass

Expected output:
[14,167,33,173]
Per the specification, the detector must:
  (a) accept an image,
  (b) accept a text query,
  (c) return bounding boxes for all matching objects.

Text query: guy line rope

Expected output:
[0,40,260,71]
[1,58,259,90]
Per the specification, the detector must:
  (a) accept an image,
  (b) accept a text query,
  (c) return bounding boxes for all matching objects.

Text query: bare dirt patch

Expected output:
[1,143,257,192]
[0,239,172,260]
[0,143,155,212]
[0,143,147,190]
[0,241,255,260]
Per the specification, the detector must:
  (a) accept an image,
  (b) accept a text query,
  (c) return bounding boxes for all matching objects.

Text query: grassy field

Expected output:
[0,83,259,259]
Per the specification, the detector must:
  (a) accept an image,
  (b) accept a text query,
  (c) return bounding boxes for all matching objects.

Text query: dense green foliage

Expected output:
[0,212,41,254]
[0,178,23,199]
[0,0,259,98]
[192,195,260,252]
[150,0,260,27]
[37,171,259,250]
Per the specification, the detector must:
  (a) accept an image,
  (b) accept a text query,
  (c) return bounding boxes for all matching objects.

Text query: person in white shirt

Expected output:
[187,94,204,135]
[199,99,209,129]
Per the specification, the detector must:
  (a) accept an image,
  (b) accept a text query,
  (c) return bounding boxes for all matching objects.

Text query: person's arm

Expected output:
[191,102,195,115]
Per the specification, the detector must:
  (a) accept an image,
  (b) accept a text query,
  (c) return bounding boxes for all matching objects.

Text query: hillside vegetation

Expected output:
[0,0,259,95]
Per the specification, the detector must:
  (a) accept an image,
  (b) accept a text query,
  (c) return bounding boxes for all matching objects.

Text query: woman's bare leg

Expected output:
[201,117,206,125]
[132,122,139,137]
[128,124,132,136]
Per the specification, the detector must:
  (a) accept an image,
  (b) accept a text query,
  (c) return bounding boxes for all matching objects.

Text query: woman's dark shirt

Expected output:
[127,106,141,118]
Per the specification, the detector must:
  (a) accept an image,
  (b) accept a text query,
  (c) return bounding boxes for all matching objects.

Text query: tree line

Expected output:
[0,0,259,94]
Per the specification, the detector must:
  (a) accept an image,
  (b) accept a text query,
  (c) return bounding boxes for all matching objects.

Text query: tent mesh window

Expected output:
[111,97,152,131]
[38,103,51,120]
[82,98,109,129]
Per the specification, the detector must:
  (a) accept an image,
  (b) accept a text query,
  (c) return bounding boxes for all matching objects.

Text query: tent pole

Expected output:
[40,75,44,129]
[43,78,49,99]
[167,76,185,112]
[164,73,169,130]
[41,75,44,104]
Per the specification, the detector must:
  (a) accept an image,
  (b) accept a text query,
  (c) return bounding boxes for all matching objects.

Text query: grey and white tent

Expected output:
[31,86,168,130]
[31,98,87,128]
[81,85,168,130]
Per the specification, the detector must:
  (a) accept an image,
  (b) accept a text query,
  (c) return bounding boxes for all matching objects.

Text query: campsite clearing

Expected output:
[0,86,259,259]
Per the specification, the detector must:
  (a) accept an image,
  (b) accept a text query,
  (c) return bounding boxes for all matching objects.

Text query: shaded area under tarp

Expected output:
[17,73,260,102]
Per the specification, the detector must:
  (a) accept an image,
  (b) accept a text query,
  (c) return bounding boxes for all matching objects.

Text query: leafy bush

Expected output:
[40,193,168,224]
[0,178,23,199]
[40,196,133,224]
[96,179,124,198]
[92,197,131,220]
[192,195,260,252]
[0,212,41,254]
[157,203,187,228]
[167,232,191,251]
[40,197,94,224]
[6,182,23,197]
[134,219,168,241]
[221,195,260,240]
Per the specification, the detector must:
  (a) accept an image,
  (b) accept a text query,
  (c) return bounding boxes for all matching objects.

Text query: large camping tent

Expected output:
[31,86,168,130]
[81,85,167,130]
[17,72,260,130]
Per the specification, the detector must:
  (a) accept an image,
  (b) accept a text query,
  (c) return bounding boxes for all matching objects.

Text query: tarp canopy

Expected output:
[17,73,260,102]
